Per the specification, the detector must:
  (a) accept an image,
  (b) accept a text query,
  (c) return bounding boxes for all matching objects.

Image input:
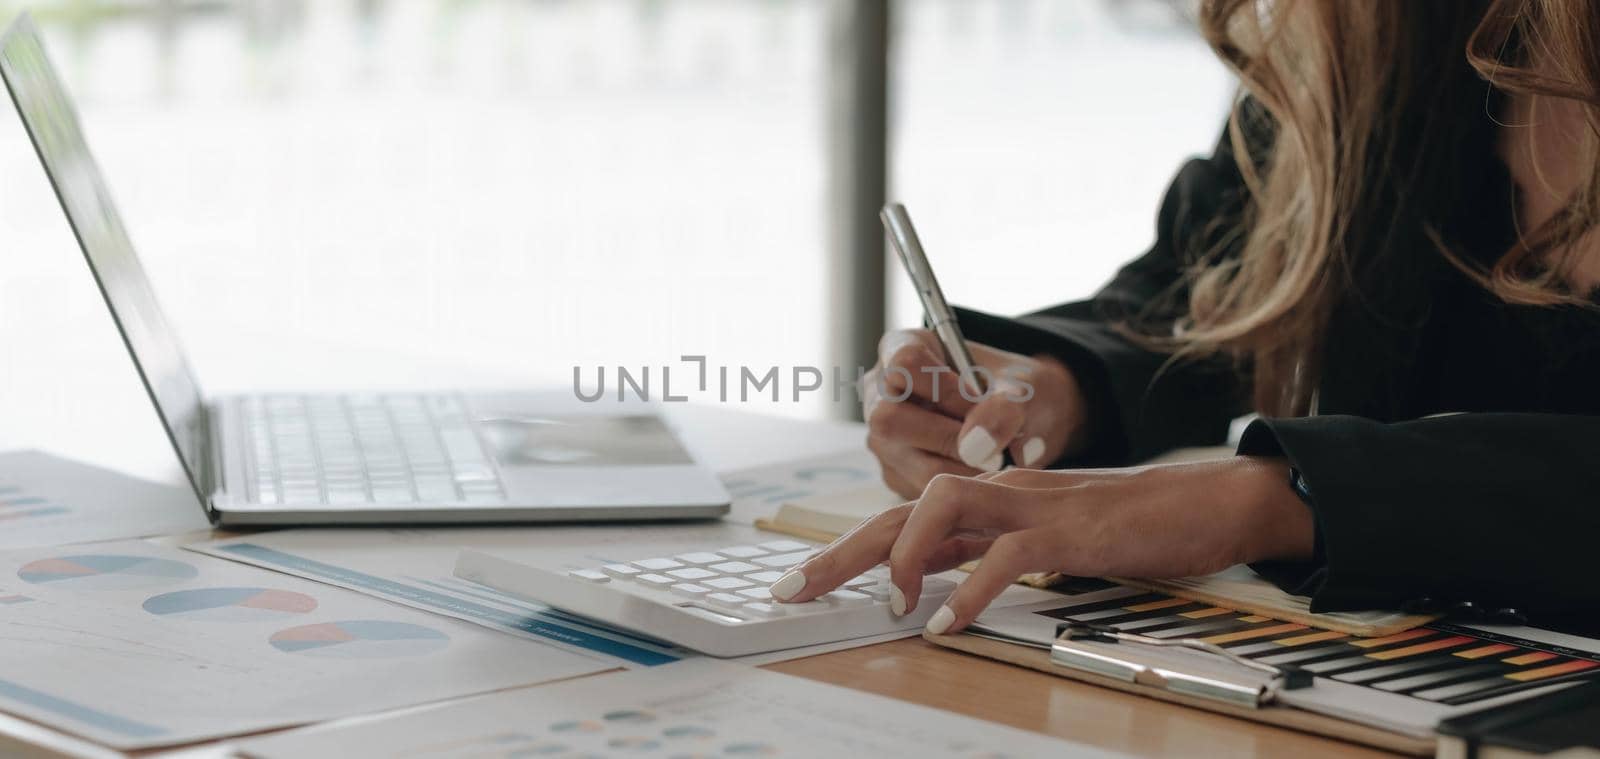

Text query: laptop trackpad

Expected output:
[478,414,694,468]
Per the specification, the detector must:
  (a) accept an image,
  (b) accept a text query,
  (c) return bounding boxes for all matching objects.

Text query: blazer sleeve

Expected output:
[1241,413,1600,618]
[954,123,1254,465]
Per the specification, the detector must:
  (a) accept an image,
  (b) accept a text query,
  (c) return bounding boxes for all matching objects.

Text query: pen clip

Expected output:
[1051,621,1313,708]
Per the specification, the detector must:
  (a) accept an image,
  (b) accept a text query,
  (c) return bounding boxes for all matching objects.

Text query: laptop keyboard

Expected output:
[242,393,506,506]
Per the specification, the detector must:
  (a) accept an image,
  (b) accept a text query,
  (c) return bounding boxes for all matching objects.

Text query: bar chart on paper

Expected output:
[1036,591,1600,708]
[0,452,209,550]
[0,487,69,523]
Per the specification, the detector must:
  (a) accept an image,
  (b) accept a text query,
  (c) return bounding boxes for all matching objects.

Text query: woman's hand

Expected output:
[861,328,1092,499]
[767,457,1315,635]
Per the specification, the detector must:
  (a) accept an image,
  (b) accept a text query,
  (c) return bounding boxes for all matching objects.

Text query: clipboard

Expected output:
[924,628,1438,756]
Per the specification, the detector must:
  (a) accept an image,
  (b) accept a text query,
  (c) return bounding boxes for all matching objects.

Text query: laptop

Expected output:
[0,15,729,525]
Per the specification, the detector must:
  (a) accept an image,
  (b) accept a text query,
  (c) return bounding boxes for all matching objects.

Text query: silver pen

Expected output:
[880,203,1013,466]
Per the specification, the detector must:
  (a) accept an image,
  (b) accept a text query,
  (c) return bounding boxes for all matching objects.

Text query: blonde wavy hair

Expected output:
[1180,0,1600,416]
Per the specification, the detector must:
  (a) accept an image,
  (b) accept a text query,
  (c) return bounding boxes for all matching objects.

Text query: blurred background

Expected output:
[0,0,1231,481]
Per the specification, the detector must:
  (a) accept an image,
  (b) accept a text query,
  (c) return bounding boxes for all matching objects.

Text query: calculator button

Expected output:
[753,551,811,569]
[759,540,812,553]
[921,577,957,595]
[861,583,894,601]
[782,600,830,613]
[629,558,683,572]
[706,592,747,609]
[634,573,676,587]
[708,561,761,575]
[737,587,774,602]
[674,552,726,566]
[600,564,641,579]
[670,583,712,599]
[742,602,783,617]
[703,576,755,591]
[665,567,717,581]
[567,569,610,583]
[821,589,872,608]
[746,570,786,585]
[715,546,769,559]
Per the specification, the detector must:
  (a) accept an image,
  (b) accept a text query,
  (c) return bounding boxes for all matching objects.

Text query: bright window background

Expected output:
[0,0,1230,481]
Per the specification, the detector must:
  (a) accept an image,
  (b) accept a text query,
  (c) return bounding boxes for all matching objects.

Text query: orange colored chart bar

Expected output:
[1366,636,1474,661]
[1349,629,1434,649]
[1273,630,1348,647]
[1123,598,1192,613]
[1505,659,1600,682]
[1201,623,1307,645]
[1454,643,1516,660]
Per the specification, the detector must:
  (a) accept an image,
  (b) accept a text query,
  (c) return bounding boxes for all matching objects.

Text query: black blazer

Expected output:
[954,99,1600,622]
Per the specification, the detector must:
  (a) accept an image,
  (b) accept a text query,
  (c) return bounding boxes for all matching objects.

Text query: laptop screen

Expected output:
[0,16,209,501]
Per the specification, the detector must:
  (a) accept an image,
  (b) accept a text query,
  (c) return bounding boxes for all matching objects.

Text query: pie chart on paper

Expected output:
[268,620,450,659]
[143,587,318,622]
[17,554,199,590]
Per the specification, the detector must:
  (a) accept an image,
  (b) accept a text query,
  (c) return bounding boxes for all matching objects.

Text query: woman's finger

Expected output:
[867,395,966,461]
[877,331,976,419]
[886,476,1041,615]
[769,504,910,603]
[926,525,1062,635]
[955,386,1027,471]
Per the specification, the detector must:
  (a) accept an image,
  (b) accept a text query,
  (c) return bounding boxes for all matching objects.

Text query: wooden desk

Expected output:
[770,637,1399,759]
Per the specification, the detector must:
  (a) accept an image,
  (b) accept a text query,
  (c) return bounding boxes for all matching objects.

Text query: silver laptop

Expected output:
[0,15,729,526]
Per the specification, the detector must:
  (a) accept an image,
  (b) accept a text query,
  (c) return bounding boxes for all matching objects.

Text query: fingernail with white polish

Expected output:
[979,451,1003,473]
[925,605,956,635]
[769,571,805,601]
[889,585,907,616]
[1022,436,1047,467]
[958,428,998,469]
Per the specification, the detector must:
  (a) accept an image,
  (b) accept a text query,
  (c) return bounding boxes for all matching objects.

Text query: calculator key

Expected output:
[742,602,783,618]
[737,587,774,602]
[703,576,755,591]
[753,551,811,569]
[861,583,894,601]
[566,569,610,583]
[634,573,676,587]
[665,567,718,581]
[670,583,712,599]
[674,552,727,566]
[782,600,830,613]
[758,540,812,553]
[706,592,748,609]
[921,577,958,594]
[708,561,762,575]
[821,589,872,608]
[747,570,786,585]
[629,558,683,572]
[600,564,641,579]
[715,545,769,560]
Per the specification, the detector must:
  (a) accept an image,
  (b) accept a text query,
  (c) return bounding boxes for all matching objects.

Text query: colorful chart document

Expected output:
[0,541,610,749]
[0,450,209,549]
[233,659,1120,759]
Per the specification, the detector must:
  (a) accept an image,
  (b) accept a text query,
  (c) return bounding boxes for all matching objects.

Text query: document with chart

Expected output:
[234,658,1125,759]
[0,451,209,549]
[0,540,609,749]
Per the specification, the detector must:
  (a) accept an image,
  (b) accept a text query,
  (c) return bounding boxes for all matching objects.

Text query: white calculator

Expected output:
[454,539,955,657]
